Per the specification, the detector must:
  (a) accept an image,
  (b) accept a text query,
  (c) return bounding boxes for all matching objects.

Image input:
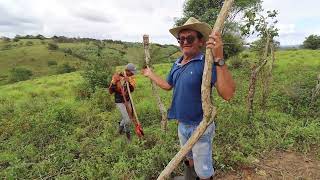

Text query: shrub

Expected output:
[229,56,249,69]
[48,42,59,50]
[81,59,114,92]
[56,63,76,74]
[46,103,77,123]
[229,56,243,69]
[1,44,12,50]
[303,34,320,50]
[25,41,33,46]
[75,81,93,99]
[63,48,72,54]
[90,88,114,111]
[223,33,245,59]
[8,67,33,82]
[47,60,57,66]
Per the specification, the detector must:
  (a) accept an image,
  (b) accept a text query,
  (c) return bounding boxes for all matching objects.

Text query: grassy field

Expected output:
[0,48,319,179]
[0,39,180,85]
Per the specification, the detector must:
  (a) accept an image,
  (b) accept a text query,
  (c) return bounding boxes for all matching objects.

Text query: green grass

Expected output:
[0,39,180,85]
[0,40,84,85]
[0,48,319,179]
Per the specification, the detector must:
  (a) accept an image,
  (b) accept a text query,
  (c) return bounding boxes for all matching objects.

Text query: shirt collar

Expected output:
[174,52,204,66]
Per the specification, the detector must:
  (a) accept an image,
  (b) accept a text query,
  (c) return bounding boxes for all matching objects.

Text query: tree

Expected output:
[303,35,320,50]
[1,36,10,42]
[175,0,261,26]
[174,0,260,58]
[241,8,279,119]
[35,34,45,40]
[81,58,116,92]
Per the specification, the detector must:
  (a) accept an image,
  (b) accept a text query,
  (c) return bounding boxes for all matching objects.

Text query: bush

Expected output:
[56,63,76,74]
[303,34,320,50]
[8,67,33,82]
[63,48,72,54]
[223,33,245,59]
[75,81,93,99]
[229,56,249,69]
[1,44,12,50]
[82,59,114,92]
[48,42,59,50]
[90,88,114,111]
[229,56,243,69]
[47,60,57,66]
[25,41,33,46]
[46,103,78,123]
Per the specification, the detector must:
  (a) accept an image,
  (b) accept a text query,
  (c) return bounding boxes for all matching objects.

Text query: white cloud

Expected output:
[0,0,184,44]
[262,0,320,45]
[0,0,319,45]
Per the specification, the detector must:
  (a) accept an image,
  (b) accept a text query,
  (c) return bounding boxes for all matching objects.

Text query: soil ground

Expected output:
[215,150,320,180]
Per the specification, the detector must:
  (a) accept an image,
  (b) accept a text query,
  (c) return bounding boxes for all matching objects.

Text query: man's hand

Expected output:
[123,76,129,82]
[112,73,121,83]
[206,31,224,62]
[141,67,153,77]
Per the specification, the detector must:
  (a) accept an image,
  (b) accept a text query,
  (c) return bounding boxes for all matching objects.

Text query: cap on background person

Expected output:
[126,63,137,74]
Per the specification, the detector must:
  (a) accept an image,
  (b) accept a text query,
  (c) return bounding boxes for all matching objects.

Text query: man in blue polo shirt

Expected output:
[142,17,235,180]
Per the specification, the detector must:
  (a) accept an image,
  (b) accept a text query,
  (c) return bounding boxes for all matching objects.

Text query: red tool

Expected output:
[120,71,144,138]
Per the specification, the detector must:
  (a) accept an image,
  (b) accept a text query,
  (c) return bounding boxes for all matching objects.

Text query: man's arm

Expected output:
[215,65,236,101]
[207,31,236,101]
[142,67,172,91]
[109,73,122,94]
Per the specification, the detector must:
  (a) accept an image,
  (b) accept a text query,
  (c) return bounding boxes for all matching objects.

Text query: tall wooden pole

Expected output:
[143,35,168,131]
[157,0,234,179]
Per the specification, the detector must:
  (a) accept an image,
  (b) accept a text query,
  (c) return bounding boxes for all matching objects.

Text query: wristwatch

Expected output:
[214,59,225,66]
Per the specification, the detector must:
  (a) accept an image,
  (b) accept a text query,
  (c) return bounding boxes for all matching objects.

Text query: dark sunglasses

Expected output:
[177,35,196,44]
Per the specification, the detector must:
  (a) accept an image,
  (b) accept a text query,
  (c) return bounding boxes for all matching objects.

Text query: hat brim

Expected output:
[169,23,212,41]
[126,69,137,75]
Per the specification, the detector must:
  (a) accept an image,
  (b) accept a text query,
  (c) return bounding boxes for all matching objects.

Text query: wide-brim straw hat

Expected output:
[169,17,212,41]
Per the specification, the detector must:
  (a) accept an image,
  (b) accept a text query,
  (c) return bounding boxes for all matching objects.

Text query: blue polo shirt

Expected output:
[166,52,217,125]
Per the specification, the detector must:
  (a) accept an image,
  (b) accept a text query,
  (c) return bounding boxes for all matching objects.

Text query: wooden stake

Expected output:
[123,71,144,138]
[143,35,168,131]
[157,0,234,179]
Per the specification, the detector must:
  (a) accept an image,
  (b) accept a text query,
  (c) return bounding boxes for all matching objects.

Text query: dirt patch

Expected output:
[215,150,320,180]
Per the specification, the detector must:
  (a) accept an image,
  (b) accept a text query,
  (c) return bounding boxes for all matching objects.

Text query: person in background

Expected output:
[109,63,137,141]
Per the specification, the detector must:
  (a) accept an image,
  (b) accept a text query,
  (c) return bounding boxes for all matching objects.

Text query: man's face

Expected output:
[178,29,204,57]
[125,69,134,76]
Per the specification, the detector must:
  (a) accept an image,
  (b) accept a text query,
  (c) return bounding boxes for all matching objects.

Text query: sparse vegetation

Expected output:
[48,42,59,50]
[47,60,58,66]
[8,67,33,82]
[56,63,76,74]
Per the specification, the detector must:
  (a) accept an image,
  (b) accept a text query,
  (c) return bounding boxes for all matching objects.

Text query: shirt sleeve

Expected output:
[211,64,217,86]
[166,64,175,86]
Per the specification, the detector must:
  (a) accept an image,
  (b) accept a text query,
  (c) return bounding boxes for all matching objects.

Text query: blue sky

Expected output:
[0,0,319,46]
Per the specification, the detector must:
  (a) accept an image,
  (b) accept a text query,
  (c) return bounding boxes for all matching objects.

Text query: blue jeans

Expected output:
[178,122,215,179]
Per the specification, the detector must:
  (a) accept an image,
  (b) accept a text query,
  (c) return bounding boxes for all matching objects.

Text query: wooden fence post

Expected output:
[143,35,168,131]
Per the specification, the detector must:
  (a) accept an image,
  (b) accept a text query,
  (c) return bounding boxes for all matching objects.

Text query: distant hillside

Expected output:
[0,37,180,85]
